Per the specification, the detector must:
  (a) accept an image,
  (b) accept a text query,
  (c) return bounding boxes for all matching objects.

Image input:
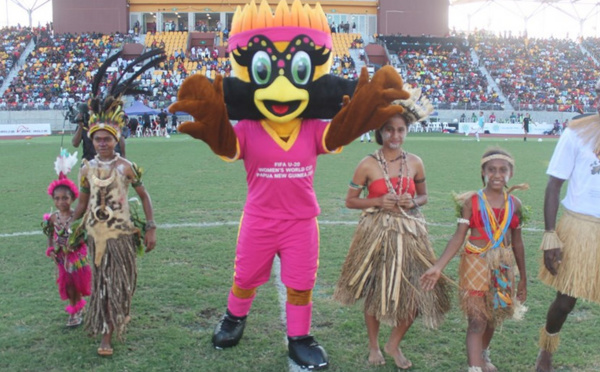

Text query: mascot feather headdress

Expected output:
[170,1,409,369]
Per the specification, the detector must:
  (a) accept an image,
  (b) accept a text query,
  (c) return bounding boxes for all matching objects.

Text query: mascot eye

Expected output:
[251,51,272,85]
[291,51,311,85]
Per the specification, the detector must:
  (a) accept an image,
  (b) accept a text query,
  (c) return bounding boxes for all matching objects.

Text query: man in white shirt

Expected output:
[535,101,600,371]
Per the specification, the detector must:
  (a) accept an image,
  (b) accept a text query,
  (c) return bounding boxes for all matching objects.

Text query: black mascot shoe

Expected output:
[288,335,329,370]
[212,310,247,349]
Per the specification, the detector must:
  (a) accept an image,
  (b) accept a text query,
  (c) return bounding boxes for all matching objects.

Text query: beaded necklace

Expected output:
[54,211,73,235]
[477,189,514,252]
[94,153,120,166]
[375,148,409,196]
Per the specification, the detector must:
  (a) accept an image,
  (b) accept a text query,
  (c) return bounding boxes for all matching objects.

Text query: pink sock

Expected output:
[65,304,77,315]
[75,298,86,312]
[227,290,255,317]
[286,302,312,337]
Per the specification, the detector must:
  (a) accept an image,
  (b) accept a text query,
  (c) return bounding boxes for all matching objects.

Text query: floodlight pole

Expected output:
[10,0,50,27]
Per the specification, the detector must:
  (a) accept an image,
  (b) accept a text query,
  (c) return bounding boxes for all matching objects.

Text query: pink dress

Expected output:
[49,215,92,300]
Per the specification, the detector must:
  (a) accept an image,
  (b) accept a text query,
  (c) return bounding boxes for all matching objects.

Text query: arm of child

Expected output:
[126,163,156,253]
[398,154,427,209]
[512,200,527,302]
[420,199,472,291]
[543,176,565,275]
[345,158,399,211]
[46,214,56,260]
[73,166,89,221]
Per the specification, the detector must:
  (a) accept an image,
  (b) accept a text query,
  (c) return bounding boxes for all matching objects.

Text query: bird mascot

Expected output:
[169,0,409,369]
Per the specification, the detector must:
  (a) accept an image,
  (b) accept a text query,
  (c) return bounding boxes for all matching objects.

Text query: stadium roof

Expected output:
[449,0,600,37]
[451,0,595,4]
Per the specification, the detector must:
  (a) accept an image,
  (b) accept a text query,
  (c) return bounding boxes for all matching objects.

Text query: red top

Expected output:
[367,177,416,198]
[469,194,520,241]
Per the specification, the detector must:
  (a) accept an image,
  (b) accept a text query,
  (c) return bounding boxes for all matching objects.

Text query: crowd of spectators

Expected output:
[1,29,125,110]
[472,31,598,112]
[3,26,600,113]
[0,26,34,87]
[383,36,503,110]
[0,27,233,110]
[330,54,358,80]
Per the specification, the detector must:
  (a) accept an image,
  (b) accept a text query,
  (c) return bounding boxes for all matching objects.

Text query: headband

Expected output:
[480,154,514,166]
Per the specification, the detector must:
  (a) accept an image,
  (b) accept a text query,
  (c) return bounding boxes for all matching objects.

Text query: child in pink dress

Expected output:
[43,150,91,327]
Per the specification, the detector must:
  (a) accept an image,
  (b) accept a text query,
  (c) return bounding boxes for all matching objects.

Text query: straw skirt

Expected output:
[539,209,600,303]
[334,209,451,327]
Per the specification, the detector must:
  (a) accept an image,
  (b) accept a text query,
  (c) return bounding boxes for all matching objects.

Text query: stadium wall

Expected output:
[378,0,448,37]
[53,0,129,34]
[0,110,580,133]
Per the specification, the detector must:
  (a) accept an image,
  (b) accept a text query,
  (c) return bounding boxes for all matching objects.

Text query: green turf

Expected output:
[2,133,599,371]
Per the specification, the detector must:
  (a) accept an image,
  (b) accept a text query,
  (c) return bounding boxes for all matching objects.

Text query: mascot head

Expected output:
[227,0,332,123]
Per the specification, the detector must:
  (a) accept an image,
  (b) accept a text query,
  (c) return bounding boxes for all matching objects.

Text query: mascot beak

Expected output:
[254,76,309,123]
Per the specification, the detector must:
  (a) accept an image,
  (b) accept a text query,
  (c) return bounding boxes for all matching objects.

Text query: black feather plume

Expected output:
[91,51,122,98]
[109,48,167,97]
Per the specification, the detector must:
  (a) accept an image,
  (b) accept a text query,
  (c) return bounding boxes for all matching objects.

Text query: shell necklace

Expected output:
[375,148,409,196]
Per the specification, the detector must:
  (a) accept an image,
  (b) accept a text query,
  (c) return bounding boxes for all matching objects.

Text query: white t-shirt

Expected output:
[547,127,600,217]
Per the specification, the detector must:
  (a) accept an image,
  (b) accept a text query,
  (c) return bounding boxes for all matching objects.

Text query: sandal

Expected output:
[97,346,113,356]
[66,312,82,327]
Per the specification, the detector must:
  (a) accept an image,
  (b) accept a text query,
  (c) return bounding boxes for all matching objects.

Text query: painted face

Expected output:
[92,129,117,157]
[482,159,513,190]
[380,115,408,149]
[52,188,73,212]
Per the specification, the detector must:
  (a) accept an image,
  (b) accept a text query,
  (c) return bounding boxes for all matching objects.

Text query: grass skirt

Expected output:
[85,234,138,340]
[458,245,517,326]
[55,244,91,300]
[539,209,600,303]
[333,208,451,328]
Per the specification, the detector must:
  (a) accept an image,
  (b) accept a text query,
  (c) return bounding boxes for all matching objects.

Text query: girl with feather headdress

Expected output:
[333,87,451,369]
[43,149,91,328]
[72,49,165,356]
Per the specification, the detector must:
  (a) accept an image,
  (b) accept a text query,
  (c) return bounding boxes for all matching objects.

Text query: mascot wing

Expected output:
[168,74,237,158]
[325,66,410,150]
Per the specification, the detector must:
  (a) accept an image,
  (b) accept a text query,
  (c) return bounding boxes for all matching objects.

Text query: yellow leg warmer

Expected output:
[286,288,312,306]
[232,283,257,299]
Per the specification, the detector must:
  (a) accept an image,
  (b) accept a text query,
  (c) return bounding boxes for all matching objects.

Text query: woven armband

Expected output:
[349,181,364,190]
[540,230,563,251]
[80,175,90,194]
[131,162,144,188]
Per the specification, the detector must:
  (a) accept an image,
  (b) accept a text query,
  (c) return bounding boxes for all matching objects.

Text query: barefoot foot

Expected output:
[367,348,385,366]
[383,345,412,369]
[482,350,497,372]
[535,350,554,372]
[483,362,498,372]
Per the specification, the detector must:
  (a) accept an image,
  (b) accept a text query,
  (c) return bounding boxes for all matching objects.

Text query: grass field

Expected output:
[1,132,599,372]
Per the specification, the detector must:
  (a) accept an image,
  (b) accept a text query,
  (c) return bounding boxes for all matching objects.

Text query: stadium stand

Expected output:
[381,35,503,111]
[472,31,599,112]
[1,25,599,115]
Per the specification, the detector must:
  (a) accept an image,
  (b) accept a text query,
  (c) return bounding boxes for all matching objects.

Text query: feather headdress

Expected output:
[47,148,79,198]
[88,49,166,139]
[394,84,434,124]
